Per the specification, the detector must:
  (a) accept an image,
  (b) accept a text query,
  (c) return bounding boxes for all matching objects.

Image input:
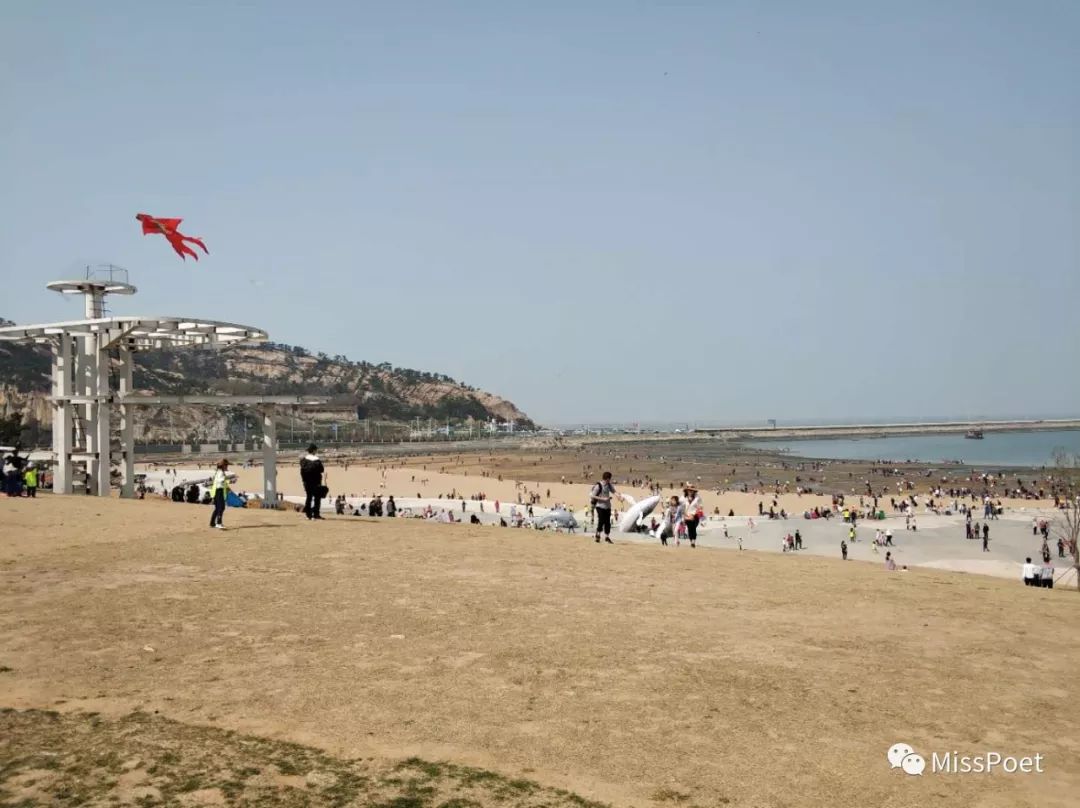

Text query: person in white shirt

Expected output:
[681,483,703,548]
[1040,563,1054,589]
[1021,558,1038,586]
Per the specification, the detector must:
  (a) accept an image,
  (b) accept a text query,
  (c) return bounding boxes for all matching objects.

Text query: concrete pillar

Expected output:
[93,332,110,497]
[71,342,85,451]
[85,289,104,319]
[118,347,135,498]
[52,333,73,494]
[81,333,97,456]
[73,332,95,491]
[262,408,278,507]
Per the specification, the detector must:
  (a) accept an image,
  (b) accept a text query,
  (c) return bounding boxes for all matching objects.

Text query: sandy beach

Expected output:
[132,460,1065,582]
[229,460,843,513]
[215,460,1057,517]
[2,494,1078,807]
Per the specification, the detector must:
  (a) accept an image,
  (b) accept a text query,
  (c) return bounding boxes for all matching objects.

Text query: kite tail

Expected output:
[168,233,200,261]
[184,235,209,255]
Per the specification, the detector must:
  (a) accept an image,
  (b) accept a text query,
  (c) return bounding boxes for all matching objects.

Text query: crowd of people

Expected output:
[13,438,1074,589]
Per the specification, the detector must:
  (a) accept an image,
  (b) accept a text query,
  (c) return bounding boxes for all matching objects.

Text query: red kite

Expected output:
[135,213,209,261]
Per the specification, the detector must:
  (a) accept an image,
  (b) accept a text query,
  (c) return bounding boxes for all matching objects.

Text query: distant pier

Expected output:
[691,419,1080,441]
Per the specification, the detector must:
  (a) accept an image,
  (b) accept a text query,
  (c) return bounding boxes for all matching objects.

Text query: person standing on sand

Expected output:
[670,495,687,546]
[659,496,679,546]
[1022,557,1038,586]
[590,471,617,544]
[682,483,702,548]
[1040,561,1054,589]
[841,540,848,560]
[300,444,325,521]
[23,465,38,498]
[209,459,230,530]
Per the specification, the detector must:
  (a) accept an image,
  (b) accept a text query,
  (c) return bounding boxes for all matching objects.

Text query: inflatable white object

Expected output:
[619,494,661,533]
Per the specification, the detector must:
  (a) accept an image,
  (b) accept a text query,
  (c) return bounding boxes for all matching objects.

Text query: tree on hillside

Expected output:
[0,413,24,445]
[1051,497,1080,592]
[1051,450,1080,591]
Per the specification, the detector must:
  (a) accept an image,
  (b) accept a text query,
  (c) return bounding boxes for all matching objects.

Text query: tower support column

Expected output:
[118,347,135,498]
[262,408,278,507]
[92,332,111,497]
[52,333,73,494]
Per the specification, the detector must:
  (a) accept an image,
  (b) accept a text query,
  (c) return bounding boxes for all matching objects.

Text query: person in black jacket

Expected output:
[300,444,325,520]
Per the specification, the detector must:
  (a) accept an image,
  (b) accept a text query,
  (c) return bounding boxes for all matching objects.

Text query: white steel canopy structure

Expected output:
[0,269,317,505]
[0,315,268,351]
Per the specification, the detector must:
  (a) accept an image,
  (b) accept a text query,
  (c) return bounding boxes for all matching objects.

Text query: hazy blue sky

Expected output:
[2,2,1077,425]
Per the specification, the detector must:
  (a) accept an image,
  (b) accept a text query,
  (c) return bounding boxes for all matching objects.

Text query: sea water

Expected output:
[747,429,1080,467]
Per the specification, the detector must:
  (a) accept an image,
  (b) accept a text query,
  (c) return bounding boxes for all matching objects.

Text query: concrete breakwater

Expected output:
[690,419,1080,441]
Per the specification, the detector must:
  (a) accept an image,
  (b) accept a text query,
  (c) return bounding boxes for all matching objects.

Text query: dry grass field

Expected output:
[2,496,1078,807]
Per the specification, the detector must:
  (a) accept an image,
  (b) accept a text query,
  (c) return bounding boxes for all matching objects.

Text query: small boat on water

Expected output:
[965,429,984,440]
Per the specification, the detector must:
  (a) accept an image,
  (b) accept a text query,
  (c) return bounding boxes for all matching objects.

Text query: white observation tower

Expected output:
[0,266,321,503]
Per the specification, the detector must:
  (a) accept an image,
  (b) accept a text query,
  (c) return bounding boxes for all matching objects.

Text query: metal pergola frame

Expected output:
[0,280,322,506]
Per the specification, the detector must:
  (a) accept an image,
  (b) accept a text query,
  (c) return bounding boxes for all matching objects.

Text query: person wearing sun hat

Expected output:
[682,482,703,548]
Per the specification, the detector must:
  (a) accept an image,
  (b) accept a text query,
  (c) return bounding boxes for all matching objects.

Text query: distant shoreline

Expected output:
[673,419,1080,442]
[596,416,1080,442]
[561,419,1080,468]
[127,419,1080,464]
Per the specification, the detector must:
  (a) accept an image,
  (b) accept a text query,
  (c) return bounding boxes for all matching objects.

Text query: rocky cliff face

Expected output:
[0,321,535,444]
[0,387,51,429]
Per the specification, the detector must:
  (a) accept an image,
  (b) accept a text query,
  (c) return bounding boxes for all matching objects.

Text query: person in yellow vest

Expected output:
[209,459,230,530]
[23,465,38,498]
